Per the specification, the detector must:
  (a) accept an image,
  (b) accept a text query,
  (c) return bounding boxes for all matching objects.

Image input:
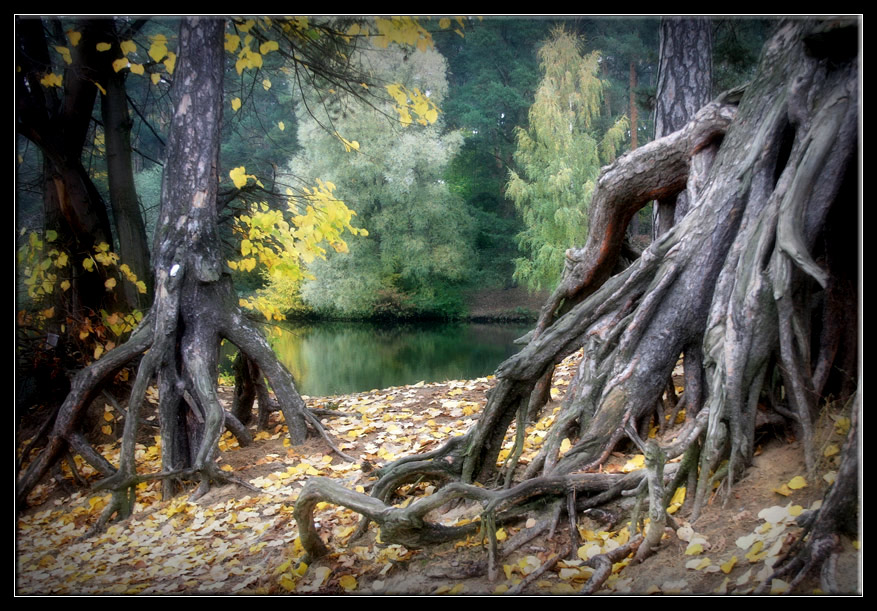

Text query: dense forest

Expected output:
[16,16,858,595]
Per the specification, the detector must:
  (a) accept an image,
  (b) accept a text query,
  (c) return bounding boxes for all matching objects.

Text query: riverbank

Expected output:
[18,349,857,595]
[463,286,549,322]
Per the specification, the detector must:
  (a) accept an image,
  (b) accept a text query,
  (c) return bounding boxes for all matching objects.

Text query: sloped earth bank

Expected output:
[17,354,859,595]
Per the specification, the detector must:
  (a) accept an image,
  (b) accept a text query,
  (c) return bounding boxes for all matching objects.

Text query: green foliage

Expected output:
[290,41,475,319]
[507,27,629,290]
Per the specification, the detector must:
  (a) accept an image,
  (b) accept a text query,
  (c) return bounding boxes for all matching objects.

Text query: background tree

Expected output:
[507,27,628,290]
[437,18,553,286]
[295,18,859,591]
[290,42,474,318]
[16,17,155,421]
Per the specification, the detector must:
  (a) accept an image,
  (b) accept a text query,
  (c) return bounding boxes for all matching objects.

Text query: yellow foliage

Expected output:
[120,39,137,55]
[148,34,168,62]
[227,179,363,321]
[54,46,73,64]
[163,52,176,75]
[96,42,112,52]
[40,73,63,88]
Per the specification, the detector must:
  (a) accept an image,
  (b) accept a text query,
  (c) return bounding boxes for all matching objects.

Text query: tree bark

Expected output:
[653,17,713,237]
[97,18,154,305]
[343,20,859,586]
[17,17,322,511]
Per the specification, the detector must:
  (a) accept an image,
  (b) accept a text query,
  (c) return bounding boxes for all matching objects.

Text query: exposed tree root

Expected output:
[16,20,351,524]
[300,21,859,590]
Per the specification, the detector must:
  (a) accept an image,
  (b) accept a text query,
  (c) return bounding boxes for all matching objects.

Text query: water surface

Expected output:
[229,320,532,397]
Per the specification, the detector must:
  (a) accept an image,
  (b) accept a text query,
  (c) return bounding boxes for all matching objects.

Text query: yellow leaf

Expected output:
[163,52,176,74]
[685,542,704,555]
[40,306,55,319]
[225,33,241,52]
[60,280,71,291]
[96,42,112,52]
[40,73,63,88]
[231,97,242,112]
[101,425,113,435]
[103,411,115,422]
[230,166,250,188]
[338,575,357,591]
[259,40,279,54]
[773,484,792,496]
[66,30,82,47]
[262,78,272,91]
[833,416,851,435]
[54,46,72,64]
[94,344,104,360]
[823,444,840,457]
[129,63,144,75]
[769,579,791,594]
[787,476,807,490]
[559,438,571,454]
[93,80,106,95]
[720,556,737,573]
[623,454,645,472]
[136,280,147,294]
[439,18,451,29]
[45,229,58,242]
[148,38,167,63]
[151,73,161,85]
[105,277,117,290]
[120,39,137,55]
[278,121,285,131]
[112,58,129,73]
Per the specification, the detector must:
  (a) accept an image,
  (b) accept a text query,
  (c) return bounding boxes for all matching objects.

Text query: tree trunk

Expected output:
[98,19,154,306]
[17,17,328,512]
[652,17,713,237]
[296,20,859,586]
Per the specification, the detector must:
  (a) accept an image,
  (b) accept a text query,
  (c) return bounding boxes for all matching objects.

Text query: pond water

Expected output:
[225,320,532,397]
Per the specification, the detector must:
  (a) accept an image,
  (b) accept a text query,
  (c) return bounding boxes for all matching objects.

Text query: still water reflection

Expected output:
[229,321,532,397]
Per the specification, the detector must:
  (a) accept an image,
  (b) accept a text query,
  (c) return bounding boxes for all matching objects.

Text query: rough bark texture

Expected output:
[653,17,713,236]
[295,20,859,588]
[17,17,325,512]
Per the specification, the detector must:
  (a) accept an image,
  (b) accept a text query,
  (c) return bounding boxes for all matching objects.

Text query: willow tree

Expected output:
[507,27,628,291]
[290,42,473,318]
[296,18,859,592]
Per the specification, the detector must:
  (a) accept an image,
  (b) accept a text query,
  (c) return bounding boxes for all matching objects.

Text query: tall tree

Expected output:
[507,27,628,290]
[652,17,713,237]
[17,16,460,515]
[17,17,353,515]
[296,18,859,591]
